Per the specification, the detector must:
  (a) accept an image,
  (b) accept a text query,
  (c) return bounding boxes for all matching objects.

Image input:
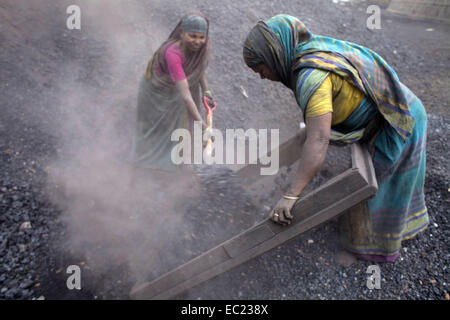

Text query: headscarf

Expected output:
[181,14,208,34]
[243,16,311,87]
[243,14,415,141]
[145,11,210,91]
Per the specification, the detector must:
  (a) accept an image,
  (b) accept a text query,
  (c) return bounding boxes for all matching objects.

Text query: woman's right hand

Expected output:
[202,126,212,148]
[270,197,296,226]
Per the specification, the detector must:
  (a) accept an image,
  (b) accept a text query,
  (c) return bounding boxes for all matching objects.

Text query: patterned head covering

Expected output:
[243,15,311,87]
[243,14,415,141]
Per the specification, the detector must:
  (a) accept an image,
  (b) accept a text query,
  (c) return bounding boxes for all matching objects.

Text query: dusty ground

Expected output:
[0,0,449,300]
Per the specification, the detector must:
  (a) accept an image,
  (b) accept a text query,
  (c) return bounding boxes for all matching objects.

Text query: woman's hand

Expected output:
[202,126,212,147]
[203,90,215,109]
[270,198,296,225]
[200,73,216,108]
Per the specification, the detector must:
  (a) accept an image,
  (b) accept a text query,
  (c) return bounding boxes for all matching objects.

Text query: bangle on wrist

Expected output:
[204,90,212,96]
[283,194,300,200]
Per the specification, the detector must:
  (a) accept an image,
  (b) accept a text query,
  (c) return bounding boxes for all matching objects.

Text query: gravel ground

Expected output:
[0,0,449,300]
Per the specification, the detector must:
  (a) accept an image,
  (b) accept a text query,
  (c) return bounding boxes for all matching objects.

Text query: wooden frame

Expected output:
[130,142,378,300]
[232,128,307,184]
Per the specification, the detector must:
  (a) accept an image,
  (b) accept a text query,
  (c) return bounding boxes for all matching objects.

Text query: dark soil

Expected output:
[0,0,448,300]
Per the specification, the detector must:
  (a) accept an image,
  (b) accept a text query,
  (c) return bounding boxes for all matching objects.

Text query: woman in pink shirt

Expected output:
[131,12,213,173]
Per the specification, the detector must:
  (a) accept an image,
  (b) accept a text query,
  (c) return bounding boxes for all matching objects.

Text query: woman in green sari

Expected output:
[131,12,214,172]
[243,15,428,264]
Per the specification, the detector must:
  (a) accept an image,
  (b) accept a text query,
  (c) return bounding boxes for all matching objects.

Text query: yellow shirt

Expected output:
[305,73,366,126]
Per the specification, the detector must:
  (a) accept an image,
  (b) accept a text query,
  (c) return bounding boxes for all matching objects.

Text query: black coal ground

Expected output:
[0,0,449,300]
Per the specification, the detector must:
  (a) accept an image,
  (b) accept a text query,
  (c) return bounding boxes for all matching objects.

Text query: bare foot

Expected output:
[336,250,357,267]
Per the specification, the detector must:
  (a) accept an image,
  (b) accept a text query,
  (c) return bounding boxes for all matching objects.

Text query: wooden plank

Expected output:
[351,143,378,193]
[223,224,275,258]
[131,247,231,299]
[147,178,377,300]
[233,128,306,183]
[129,143,377,300]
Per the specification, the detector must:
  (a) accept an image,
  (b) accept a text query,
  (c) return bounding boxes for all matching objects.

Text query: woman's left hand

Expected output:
[203,90,215,108]
[270,198,296,225]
